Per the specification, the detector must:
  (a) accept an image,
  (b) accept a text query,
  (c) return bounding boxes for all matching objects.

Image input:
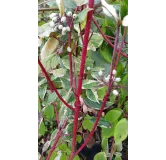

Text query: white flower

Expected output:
[50,21,56,28]
[105,76,110,83]
[73,14,78,19]
[49,13,58,19]
[67,46,72,52]
[67,11,73,17]
[98,70,103,76]
[115,77,121,82]
[101,0,119,22]
[53,26,59,32]
[58,25,63,30]
[52,16,58,23]
[66,26,70,32]
[87,66,91,70]
[62,27,67,32]
[62,30,66,35]
[113,90,119,96]
[122,15,128,27]
[61,16,66,23]
[112,69,117,75]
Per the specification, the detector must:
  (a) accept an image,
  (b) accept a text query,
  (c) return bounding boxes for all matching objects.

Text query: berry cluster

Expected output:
[49,11,78,35]
[97,69,121,96]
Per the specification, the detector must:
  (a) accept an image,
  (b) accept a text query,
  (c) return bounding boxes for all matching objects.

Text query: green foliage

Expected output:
[38,1,128,158]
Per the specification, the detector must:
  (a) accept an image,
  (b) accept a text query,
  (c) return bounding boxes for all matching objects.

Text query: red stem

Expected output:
[92,17,128,58]
[52,102,60,129]
[38,58,75,112]
[46,120,68,160]
[74,25,120,157]
[115,27,127,67]
[69,0,95,159]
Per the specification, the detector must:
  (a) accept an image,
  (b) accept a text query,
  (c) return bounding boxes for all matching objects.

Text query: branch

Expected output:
[46,119,68,160]
[74,25,120,157]
[38,8,59,12]
[92,17,128,58]
[69,0,95,159]
[38,58,75,112]
[115,27,127,67]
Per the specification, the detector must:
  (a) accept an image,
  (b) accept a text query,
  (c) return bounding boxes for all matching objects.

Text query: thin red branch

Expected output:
[69,0,95,159]
[38,58,75,112]
[74,25,120,157]
[46,119,68,160]
[115,27,127,67]
[92,17,128,58]
[52,102,60,129]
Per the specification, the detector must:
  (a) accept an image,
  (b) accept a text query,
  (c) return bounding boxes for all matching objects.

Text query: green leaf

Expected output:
[97,86,107,100]
[102,127,112,138]
[86,89,99,103]
[53,68,66,78]
[38,96,41,112]
[63,122,73,141]
[114,118,128,145]
[39,122,46,135]
[38,22,53,38]
[73,155,80,160]
[43,105,55,120]
[38,85,47,100]
[74,0,88,6]
[94,152,107,160]
[44,90,57,106]
[50,151,58,160]
[104,108,123,123]
[74,8,93,24]
[115,154,122,160]
[76,135,82,143]
[90,117,111,128]
[82,119,93,131]
[102,138,108,155]
[100,41,113,62]
[82,80,98,89]
[84,98,111,110]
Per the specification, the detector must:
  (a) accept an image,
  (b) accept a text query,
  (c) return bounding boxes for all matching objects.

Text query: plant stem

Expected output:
[92,17,128,58]
[46,119,68,160]
[115,27,127,67]
[38,8,59,12]
[52,102,60,129]
[38,58,75,112]
[74,25,120,157]
[69,0,95,159]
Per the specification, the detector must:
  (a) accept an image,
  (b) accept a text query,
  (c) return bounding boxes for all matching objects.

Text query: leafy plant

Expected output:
[38,0,128,159]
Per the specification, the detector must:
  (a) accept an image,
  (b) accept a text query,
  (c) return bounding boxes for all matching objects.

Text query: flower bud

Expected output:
[87,67,91,70]
[73,14,78,19]
[98,70,103,76]
[50,21,56,28]
[66,26,70,32]
[67,11,73,17]
[122,15,128,27]
[115,77,121,82]
[52,16,58,23]
[105,76,110,83]
[113,90,119,96]
[112,69,117,75]
[49,13,58,19]
[61,16,66,23]
[58,25,63,30]
[67,46,72,52]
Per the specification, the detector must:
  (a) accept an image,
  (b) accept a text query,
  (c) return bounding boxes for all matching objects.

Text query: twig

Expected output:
[38,58,75,112]
[69,0,95,159]
[74,24,120,157]
[46,119,68,160]
[52,102,60,129]
[38,8,59,12]
[115,27,127,67]
[92,17,128,58]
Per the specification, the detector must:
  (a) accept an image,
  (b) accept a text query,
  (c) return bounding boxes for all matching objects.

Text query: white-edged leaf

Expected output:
[86,89,99,103]
[82,80,98,89]
[41,37,59,60]
[74,0,88,6]
[53,68,66,77]
[38,22,53,38]
[42,141,51,153]
[56,0,65,16]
